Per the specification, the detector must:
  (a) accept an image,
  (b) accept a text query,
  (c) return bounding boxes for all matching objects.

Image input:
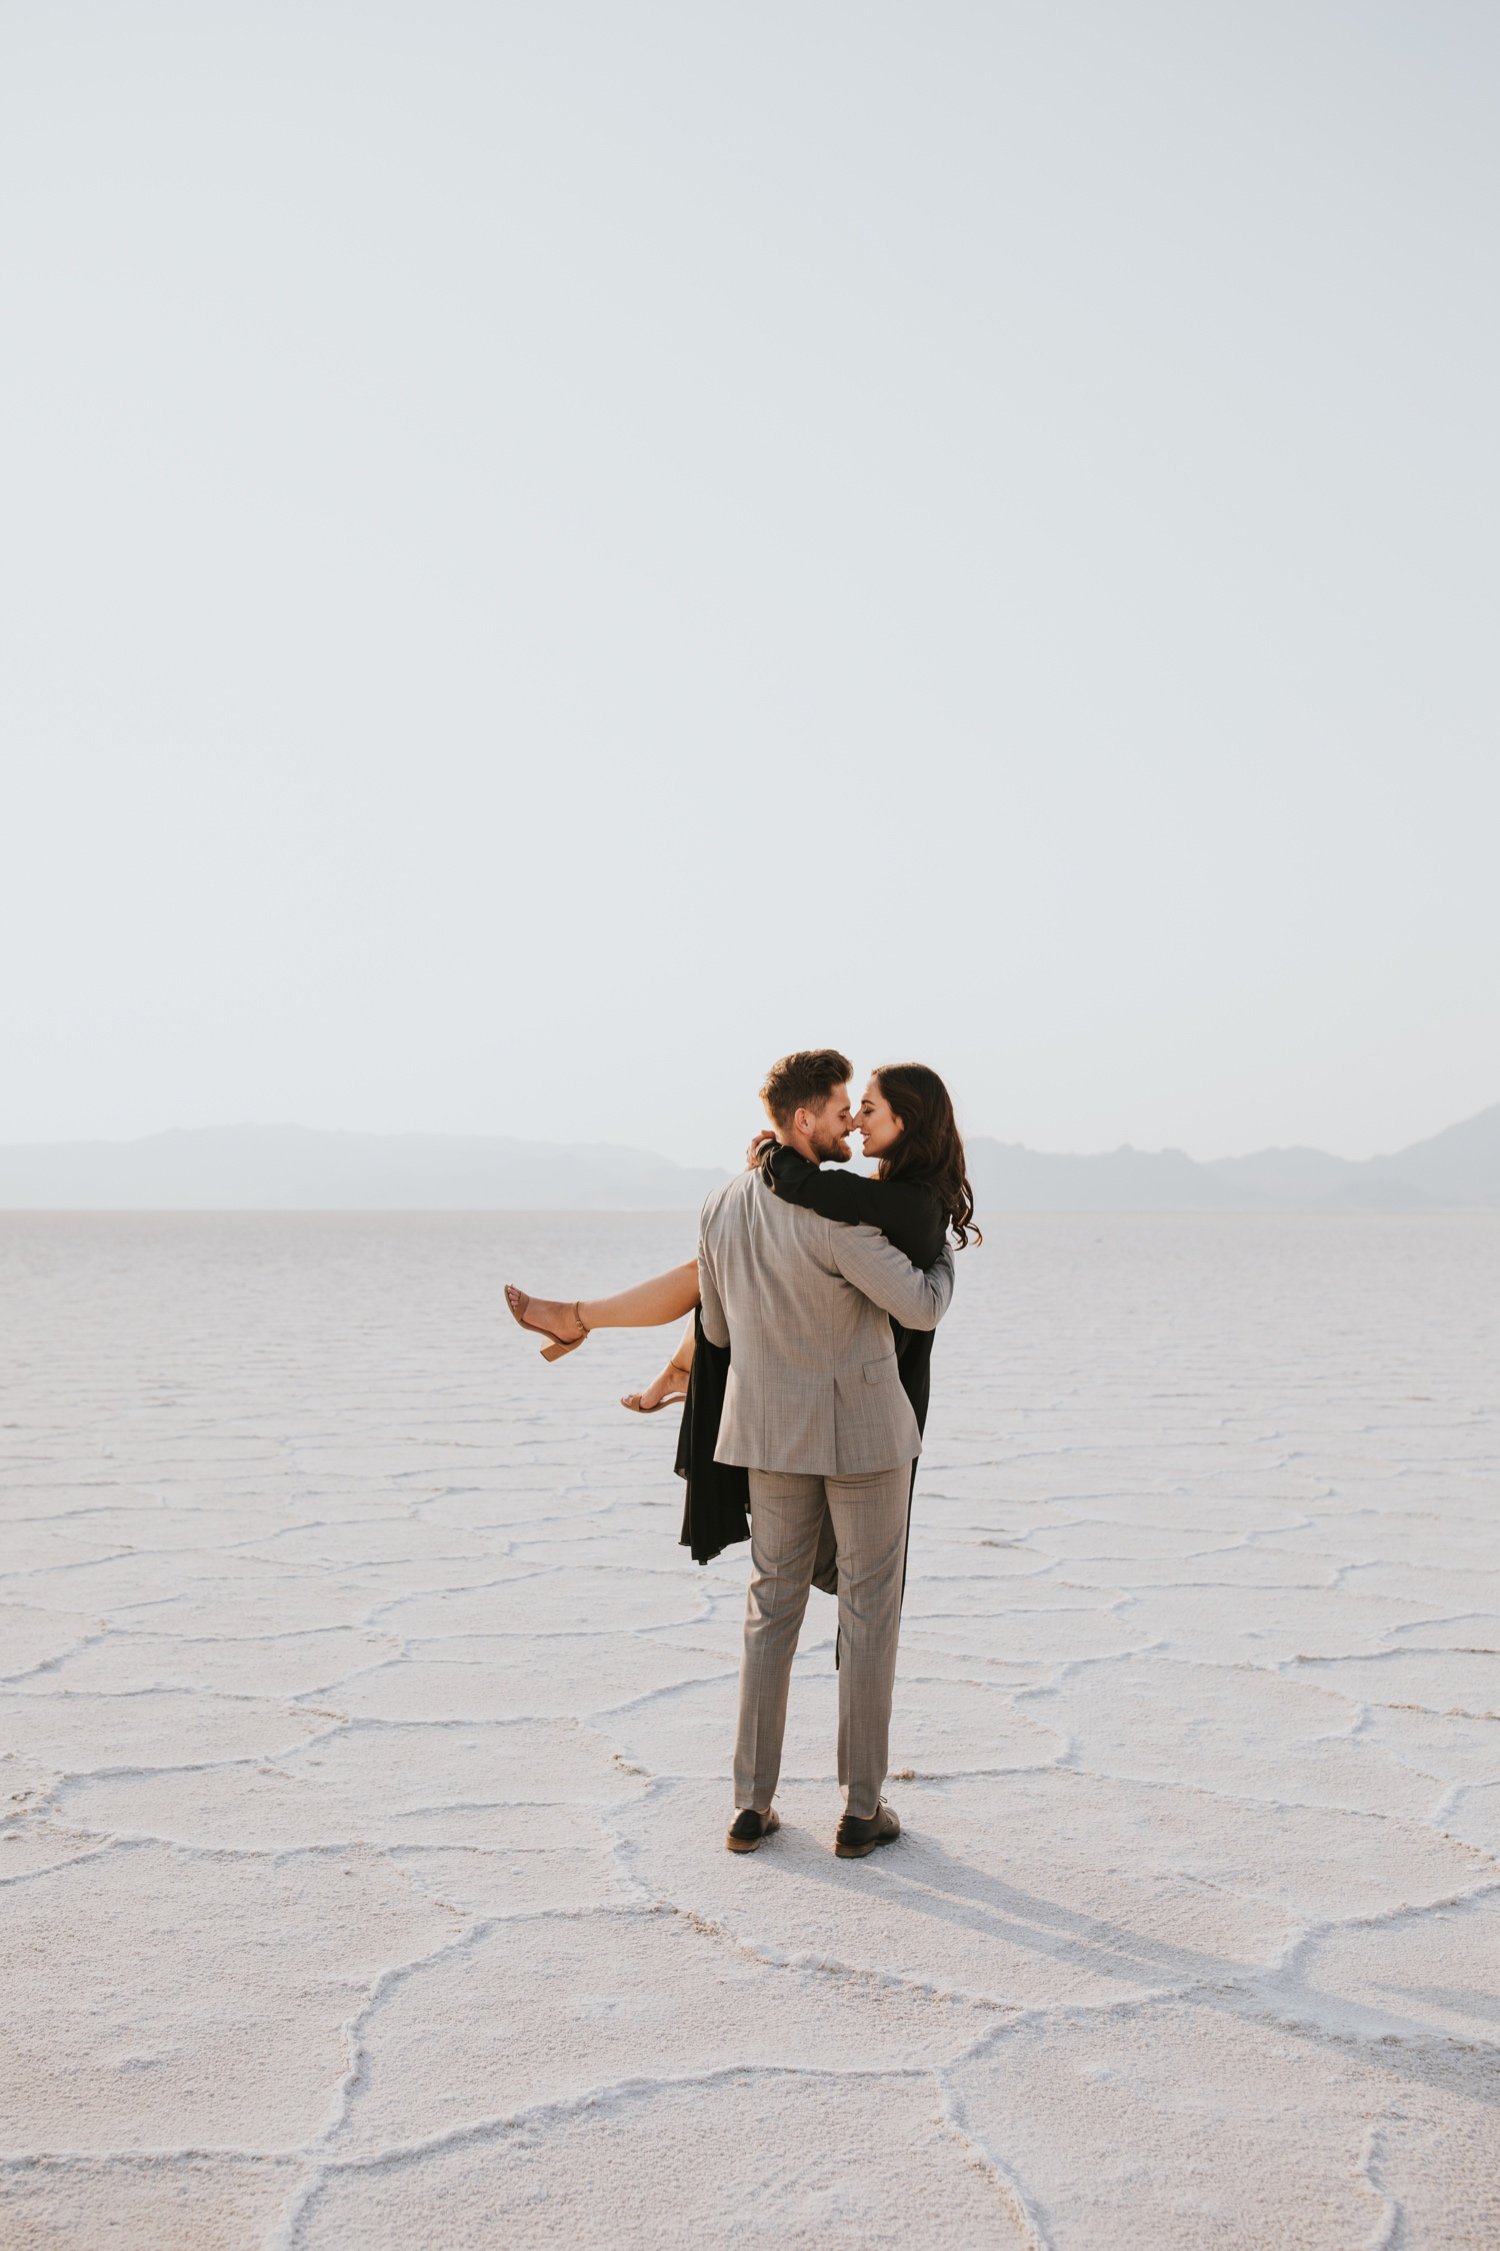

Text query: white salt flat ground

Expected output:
[2,1211,1498,2250]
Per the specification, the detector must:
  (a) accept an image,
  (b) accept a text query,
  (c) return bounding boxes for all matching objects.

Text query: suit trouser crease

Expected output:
[735,1463,912,1822]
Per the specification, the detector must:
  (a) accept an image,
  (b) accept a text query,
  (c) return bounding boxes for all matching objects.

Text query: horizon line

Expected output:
[0,1101,1494,1172]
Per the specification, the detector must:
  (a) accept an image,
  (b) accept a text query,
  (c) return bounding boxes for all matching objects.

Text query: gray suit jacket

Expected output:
[697,1166,955,1477]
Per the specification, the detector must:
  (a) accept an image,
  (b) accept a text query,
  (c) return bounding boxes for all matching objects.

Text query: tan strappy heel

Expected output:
[621,1353,693,1414]
[504,1285,590,1362]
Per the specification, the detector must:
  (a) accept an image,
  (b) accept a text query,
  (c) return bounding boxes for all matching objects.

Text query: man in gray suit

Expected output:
[697,1048,955,1859]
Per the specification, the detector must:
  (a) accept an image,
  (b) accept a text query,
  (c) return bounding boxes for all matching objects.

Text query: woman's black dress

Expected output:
[676,1145,947,1566]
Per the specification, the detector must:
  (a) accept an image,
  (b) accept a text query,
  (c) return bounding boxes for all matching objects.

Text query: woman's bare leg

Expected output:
[580,1262,699,1329]
[504,1261,699,1355]
[622,1315,697,1414]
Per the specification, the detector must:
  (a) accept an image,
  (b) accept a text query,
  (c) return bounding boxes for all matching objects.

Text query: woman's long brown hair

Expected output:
[873,1063,982,1248]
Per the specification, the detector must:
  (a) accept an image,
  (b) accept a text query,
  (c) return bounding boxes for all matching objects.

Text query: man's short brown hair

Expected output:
[759,1048,853,1130]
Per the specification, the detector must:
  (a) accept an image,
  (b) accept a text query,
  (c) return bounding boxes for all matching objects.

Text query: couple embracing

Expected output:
[506,1049,979,1860]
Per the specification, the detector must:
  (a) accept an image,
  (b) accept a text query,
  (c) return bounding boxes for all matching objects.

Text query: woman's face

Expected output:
[856,1077,904,1160]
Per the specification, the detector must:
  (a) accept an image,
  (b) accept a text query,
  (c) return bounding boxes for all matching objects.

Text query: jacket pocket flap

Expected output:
[863,1354,898,1385]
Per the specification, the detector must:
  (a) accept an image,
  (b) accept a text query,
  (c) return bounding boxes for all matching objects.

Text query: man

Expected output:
[697,1048,955,1859]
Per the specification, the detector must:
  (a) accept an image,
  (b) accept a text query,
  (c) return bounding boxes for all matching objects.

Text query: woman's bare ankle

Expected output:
[620,1355,690,1414]
[642,1358,685,1408]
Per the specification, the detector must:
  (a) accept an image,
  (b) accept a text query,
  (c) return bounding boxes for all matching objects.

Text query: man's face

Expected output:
[801,1084,854,1165]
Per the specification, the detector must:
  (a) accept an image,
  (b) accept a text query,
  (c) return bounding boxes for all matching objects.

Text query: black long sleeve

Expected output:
[760,1144,946,1269]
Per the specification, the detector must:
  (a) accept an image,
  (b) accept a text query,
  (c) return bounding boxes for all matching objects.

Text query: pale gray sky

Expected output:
[3,2,1496,1169]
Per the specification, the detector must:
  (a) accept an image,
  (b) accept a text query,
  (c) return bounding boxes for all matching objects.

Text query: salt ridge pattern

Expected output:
[2,1210,1498,2248]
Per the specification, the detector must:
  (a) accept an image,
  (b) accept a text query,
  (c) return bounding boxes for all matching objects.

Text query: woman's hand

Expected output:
[745,1129,776,1169]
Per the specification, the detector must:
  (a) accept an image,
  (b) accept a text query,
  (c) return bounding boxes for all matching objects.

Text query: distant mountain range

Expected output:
[0,1106,1495,1212]
[966,1102,1500,1211]
[0,1124,725,1212]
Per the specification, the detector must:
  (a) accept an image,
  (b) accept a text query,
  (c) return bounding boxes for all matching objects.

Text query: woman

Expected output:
[504,1063,980,1565]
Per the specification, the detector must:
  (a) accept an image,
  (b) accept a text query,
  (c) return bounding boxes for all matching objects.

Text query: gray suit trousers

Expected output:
[735,1463,912,1822]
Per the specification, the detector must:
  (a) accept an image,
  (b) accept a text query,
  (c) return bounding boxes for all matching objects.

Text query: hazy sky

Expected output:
[3,2,1497,1168]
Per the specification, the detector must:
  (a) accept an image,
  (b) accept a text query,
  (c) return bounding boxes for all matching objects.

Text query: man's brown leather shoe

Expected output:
[725,1807,780,1853]
[834,1801,901,1858]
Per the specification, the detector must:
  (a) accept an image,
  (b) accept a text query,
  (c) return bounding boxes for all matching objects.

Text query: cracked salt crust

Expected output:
[294,2070,1029,2250]
[0,1688,332,1771]
[949,1999,1500,2249]
[1296,1887,1500,2043]
[2,1208,1498,2248]
[1024,1656,1449,1817]
[0,2155,302,2251]
[0,1600,101,1675]
[329,1906,1001,2158]
[24,1625,401,1699]
[1116,1582,1446,1662]
[1286,1648,1500,1717]
[3,1841,460,2151]
[374,1568,712,1638]
[332,1643,735,1724]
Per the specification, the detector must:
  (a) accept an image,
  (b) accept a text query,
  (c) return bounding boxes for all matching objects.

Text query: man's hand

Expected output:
[745,1129,776,1169]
